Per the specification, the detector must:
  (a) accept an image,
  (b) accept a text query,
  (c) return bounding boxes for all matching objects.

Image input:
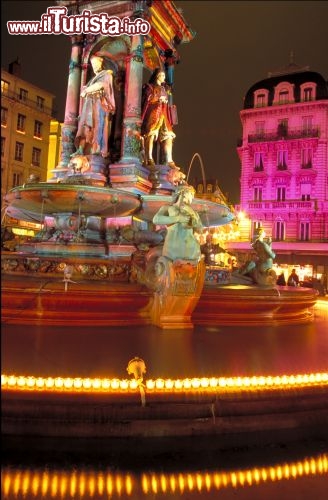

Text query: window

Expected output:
[15,141,24,161]
[254,187,262,201]
[36,96,45,110]
[1,107,8,126]
[34,120,42,138]
[300,82,316,102]
[302,116,313,134]
[32,147,41,166]
[197,184,204,194]
[301,183,311,201]
[13,172,22,187]
[1,136,5,157]
[19,88,28,101]
[275,221,285,241]
[277,119,288,137]
[254,89,269,108]
[301,148,313,168]
[206,184,213,193]
[1,79,9,94]
[17,113,26,132]
[252,221,262,237]
[273,82,294,106]
[256,94,266,107]
[279,91,288,104]
[277,187,286,201]
[277,150,288,170]
[300,222,310,241]
[254,152,264,171]
[255,121,265,135]
[303,88,313,102]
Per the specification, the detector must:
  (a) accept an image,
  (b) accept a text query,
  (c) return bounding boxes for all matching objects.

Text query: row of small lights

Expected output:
[2,455,327,498]
[2,372,328,393]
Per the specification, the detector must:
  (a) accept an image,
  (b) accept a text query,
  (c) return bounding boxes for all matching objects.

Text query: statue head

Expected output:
[172,185,195,204]
[254,226,266,240]
[90,54,104,73]
[149,67,166,85]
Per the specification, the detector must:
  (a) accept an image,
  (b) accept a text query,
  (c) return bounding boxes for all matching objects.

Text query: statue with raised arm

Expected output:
[237,227,277,286]
[153,185,203,262]
[145,185,206,329]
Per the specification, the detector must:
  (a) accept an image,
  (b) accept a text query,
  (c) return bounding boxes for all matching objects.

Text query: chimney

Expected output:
[8,58,21,77]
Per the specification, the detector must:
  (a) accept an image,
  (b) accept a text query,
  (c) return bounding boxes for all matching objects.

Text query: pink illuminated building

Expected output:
[230,62,328,289]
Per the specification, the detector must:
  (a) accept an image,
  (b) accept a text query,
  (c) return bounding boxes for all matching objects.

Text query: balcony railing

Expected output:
[1,89,54,117]
[248,200,318,210]
[248,127,320,143]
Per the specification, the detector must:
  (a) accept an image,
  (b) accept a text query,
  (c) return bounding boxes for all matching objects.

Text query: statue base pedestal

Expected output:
[150,257,206,329]
[109,162,152,195]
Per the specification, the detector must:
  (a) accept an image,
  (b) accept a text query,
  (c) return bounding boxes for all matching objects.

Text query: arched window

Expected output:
[254,88,269,108]
[300,82,316,102]
[273,82,295,106]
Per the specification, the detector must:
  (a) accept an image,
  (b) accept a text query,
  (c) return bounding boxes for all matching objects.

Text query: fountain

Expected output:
[1,0,318,327]
[1,0,236,330]
[1,0,324,458]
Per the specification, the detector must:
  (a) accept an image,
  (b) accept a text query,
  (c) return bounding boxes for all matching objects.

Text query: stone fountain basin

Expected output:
[140,194,235,227]
[4,185,235,228]
[4,183,142,223]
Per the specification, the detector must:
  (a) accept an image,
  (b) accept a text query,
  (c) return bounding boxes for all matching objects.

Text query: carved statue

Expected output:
[152,185,203,262]
[237,227,277,286]
[141,68,177,169]
[73,54,116,158]
[142,185,206,329]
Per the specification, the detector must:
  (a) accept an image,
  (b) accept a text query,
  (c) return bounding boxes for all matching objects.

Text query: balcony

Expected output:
[1,88,53,117]
[248,127,320,143]
[248,200,317,211]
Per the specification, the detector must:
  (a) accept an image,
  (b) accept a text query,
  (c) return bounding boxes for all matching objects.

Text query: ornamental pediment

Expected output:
[273,170,292,181]
[272,174,291,187]
[296,170,317,184]
[248,173,268,187]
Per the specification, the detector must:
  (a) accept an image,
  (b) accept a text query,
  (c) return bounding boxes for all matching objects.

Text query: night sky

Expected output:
[2,0,328,204]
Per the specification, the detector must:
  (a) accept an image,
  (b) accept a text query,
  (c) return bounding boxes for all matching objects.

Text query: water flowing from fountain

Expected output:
[186,153,207,193]
[186,153,210,226]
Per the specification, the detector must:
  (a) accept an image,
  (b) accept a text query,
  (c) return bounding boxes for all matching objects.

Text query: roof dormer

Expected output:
[254,88,269,108]
[273,81,295,105]
[300,82,317,102]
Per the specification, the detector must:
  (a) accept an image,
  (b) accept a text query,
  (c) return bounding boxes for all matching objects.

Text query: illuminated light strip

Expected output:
[1,372,328,394]
[1,455,327,497]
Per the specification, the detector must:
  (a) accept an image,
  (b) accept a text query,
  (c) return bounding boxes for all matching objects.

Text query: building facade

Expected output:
[1,61,54,204]
[228,63,328,289]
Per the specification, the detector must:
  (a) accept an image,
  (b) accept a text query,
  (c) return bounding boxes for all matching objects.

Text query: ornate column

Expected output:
[109,2,152,194]
[54,35,84,179]
[120,34,144,164]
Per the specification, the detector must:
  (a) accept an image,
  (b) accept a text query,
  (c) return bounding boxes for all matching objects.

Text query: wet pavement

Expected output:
[2,300,328,500]
[1,300,327,380]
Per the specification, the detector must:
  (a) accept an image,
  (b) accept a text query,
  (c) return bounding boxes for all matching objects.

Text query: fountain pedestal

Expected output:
[149,257,206,329]
[109,162,152,194]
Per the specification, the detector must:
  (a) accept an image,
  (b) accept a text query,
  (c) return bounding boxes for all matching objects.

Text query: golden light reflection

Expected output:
[2,372,328,395]
[2,455,327,498]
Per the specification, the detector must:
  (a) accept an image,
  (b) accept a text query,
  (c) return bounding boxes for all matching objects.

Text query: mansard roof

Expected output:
[243,70,328,109]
